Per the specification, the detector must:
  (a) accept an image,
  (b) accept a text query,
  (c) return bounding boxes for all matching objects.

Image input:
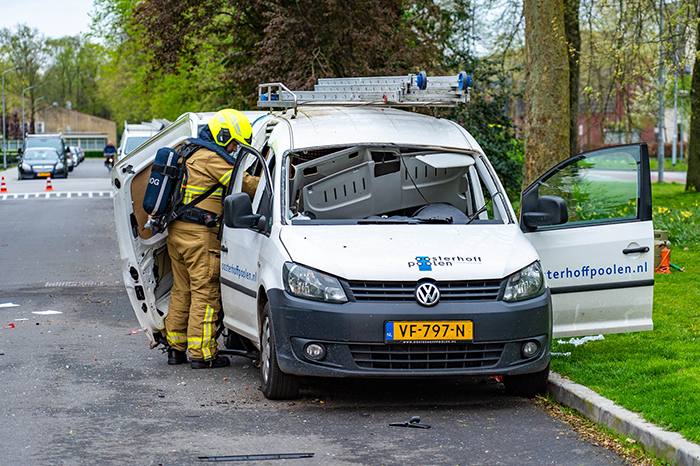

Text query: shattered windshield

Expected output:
[284,145,510,225]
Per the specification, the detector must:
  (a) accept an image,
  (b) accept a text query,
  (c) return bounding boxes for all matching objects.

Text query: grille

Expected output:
[349,342,505,370]
[347,280,502,302]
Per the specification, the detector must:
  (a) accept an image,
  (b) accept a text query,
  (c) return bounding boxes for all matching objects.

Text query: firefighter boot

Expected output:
[168,348,188,365]
[190,355,231,369]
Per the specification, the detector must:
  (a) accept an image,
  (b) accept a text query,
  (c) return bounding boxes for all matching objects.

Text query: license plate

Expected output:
[38,173,51,177]
[385,321,473,342]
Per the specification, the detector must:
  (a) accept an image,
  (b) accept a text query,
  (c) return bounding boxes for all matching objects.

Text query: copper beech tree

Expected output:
[131,0,442,100]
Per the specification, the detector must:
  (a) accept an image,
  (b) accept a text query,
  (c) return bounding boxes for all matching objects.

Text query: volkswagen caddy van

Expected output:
[113,76,653,400]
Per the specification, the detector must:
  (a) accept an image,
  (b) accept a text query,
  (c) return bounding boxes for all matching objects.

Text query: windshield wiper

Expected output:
[466,197,492,225]
[357,218,413,224]
[416,216,454,224]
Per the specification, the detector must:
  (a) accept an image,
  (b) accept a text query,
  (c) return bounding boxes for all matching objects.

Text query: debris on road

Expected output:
[390,415,431,429]
[198,453,314,462]
[32,310,63,315]
[2,323,15,329]
[557,334,604,347]
[0,303,20,308]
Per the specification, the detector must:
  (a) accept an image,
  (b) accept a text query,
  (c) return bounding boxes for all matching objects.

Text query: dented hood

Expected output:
[279,224,538,281]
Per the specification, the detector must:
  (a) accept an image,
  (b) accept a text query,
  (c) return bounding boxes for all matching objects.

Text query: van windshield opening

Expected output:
[285,145,509,225]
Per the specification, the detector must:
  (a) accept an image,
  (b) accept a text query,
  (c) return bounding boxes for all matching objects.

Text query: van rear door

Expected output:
[521,143,654,338]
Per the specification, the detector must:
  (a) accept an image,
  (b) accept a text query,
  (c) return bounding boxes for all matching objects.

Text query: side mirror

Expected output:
[522,195,568,228]
[224,193,261,228]
[17,148,23,156]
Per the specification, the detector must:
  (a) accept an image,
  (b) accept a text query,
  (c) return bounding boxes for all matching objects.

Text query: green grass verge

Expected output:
[551,182,700,445]
[649,158,688,172]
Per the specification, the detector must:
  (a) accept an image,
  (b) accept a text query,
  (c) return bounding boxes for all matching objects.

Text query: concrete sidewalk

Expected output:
[548,373,700,466]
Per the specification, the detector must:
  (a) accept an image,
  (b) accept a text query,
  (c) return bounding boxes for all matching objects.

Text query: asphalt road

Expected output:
[0,159,631,465]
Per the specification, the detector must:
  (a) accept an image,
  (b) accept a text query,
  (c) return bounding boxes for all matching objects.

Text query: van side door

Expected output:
[220,148,273,343]
[521,143,654,338]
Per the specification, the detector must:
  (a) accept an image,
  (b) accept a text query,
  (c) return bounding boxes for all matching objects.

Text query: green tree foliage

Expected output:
[0,25,48,126]
[1,24,110,131]
[92,0,228,130]
[44,36,108,118]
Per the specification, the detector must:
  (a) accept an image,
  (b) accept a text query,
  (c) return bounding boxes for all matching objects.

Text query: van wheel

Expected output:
[503,363,550,398]
[259,302,299,399]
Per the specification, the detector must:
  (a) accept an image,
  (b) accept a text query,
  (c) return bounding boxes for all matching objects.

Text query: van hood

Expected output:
[279,224,538,281]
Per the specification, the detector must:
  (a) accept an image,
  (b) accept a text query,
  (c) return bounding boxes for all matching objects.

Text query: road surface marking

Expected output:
[0,191,113,201]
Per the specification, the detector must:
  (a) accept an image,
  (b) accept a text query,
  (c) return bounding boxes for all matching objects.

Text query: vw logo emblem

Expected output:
[415,282,440,307]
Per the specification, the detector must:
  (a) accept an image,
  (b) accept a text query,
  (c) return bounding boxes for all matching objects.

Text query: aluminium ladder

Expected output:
[257,71,471,113]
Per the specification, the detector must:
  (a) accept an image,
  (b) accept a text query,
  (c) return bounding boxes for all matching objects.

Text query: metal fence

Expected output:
[2,139,22,152]
[2,137,108,152]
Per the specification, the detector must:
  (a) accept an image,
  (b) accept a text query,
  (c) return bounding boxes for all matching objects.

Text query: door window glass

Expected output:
[537,146,640,227]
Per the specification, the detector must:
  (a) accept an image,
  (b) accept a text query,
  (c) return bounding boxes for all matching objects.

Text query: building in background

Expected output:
[39,106,117,149]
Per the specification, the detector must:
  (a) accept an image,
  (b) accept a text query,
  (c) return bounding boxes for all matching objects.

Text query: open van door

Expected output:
[521,143,654,338]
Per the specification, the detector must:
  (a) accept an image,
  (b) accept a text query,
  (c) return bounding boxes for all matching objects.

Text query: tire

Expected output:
[259,302,299,399]
[503,363,550,398]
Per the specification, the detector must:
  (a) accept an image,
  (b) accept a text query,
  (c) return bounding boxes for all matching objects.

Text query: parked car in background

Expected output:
[118,119,169,160]
[65,148,76,171]
[71,146,85,164]
[21,133,69,163]
[18,147,68,179]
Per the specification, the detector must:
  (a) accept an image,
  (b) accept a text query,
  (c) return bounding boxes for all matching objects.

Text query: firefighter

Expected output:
[165,109,256,368]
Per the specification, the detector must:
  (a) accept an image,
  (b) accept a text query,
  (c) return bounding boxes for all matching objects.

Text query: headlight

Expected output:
[21,162,32,171]
[503,262,545,302]
[283,262,347,303]
[55,162,64,170]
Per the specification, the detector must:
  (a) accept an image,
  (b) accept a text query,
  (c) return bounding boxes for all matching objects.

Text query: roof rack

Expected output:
[257,71,471,113]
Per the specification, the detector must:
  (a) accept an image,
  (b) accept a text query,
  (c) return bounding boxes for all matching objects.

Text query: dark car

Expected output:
[18,147,69,179]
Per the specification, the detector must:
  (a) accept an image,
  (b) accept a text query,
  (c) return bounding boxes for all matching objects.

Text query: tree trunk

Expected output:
[687,18,700,192]
[523,0,570,190]
[564,0,580,157]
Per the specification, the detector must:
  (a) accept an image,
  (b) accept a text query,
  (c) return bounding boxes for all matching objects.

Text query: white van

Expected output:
[118,119,169,160]
[112,74,653,400]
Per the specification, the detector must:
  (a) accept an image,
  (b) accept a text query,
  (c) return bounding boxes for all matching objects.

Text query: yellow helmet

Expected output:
[208,109,253,147]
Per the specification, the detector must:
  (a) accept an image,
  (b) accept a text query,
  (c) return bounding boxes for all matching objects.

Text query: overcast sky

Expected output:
[0,0,96,39]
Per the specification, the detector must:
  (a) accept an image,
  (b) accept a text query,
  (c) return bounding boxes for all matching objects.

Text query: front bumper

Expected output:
[267,288,551,378]
[19,166,60,178]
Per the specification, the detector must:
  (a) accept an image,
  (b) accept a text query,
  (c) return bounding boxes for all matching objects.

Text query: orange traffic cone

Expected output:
[654,247,670,274]
[45,176,54,192]
[0,176,7,193]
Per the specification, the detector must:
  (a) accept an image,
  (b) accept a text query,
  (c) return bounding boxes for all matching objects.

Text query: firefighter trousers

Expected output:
[165,220,221,360]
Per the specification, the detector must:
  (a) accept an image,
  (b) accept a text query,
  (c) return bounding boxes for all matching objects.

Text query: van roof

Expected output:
[26,133,63,138]
[276,106,480,153]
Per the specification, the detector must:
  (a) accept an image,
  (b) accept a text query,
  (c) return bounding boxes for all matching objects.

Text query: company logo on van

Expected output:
[408,255,482,270]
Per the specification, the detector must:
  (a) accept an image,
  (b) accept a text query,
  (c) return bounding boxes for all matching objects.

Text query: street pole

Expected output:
[44,102,58,133]
[657,0,665,184]
[672,73,678,166]
[21,84,42,141]
[2,66,23,169]
[680,89,688,164]
[34,96,48,132]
